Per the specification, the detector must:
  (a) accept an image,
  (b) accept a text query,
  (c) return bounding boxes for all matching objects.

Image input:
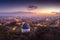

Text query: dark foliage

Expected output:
[35,27,60,40]
[0,26,60,40]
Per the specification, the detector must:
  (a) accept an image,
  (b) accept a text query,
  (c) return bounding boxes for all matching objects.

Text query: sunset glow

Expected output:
[0,0,60,16]
[33,8,60,14]
[41,8,60,13]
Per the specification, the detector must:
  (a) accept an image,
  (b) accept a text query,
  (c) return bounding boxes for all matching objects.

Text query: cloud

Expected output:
[27,5,38,10]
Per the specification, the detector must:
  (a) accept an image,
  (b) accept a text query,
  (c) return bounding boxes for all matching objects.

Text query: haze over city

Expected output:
[0,0,60,40]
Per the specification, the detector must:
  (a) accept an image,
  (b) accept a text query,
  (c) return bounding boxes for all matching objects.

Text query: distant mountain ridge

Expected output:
[0,11,59,17]
[0,11,35,16]
[0,11,33,14]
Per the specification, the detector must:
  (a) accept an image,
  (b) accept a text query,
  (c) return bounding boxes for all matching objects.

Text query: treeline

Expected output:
[0,26,60,40]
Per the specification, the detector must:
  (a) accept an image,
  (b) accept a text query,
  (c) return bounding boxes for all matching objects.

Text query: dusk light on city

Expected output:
[0,0,60,40]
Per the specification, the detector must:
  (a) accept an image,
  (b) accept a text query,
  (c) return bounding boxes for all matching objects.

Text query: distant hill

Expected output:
[0,11,34,16]
[52,12,60,14]
[0,11,60,17]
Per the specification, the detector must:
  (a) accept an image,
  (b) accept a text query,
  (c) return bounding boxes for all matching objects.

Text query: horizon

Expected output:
[0,0,60,16]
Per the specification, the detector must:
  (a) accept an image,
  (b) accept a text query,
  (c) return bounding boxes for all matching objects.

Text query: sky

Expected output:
[0,0,60,16]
